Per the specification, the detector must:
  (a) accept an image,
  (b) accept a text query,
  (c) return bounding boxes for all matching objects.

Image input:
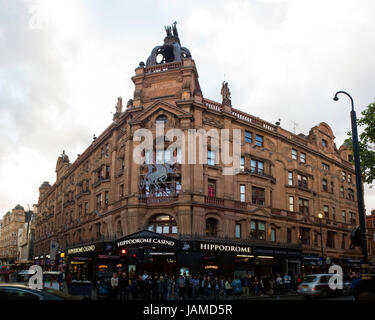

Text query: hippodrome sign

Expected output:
[200,243,252,254]
[67,245,96,255]
[117,237,176,248]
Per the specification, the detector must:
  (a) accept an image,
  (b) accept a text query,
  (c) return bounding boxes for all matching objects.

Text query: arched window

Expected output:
[147,215,178,234]
[206,218,218,236]
[156,115,168,124]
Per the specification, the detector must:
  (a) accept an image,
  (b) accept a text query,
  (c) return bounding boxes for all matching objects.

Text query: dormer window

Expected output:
[322,139,327,147]
[156,115,168,124]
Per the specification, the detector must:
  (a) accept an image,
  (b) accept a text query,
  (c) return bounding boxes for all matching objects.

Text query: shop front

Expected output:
[66,241,119,282]
[178,238,302,278]
[115,230,179,279]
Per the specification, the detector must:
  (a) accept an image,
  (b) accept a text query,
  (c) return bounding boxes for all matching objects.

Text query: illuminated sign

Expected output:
[204,265,218,270]
[67,245,95,255]
[117,238,175,248]
[200,243,252,254]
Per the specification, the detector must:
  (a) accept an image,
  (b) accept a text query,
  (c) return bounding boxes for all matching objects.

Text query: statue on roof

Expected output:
[146,21,191,67]
[221,81,231,101]
[116,97,123,114]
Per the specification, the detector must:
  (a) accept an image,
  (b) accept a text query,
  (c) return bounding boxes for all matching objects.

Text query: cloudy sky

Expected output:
[1,0,374,218]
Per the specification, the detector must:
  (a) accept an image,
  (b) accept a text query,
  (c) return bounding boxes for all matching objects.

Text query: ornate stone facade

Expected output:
[34,24,362,273]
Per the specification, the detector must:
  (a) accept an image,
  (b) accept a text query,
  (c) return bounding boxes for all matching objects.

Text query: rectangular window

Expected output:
[322,139,327,147]
[252,187,265,206]
[292,149,298,160]
[251,160,264,175]
[240,156,245,171]
[342,172,346,182]
[323,205,329,219]
[322,179,328,192]
[121,157,125,171]
[348,154,353,162]
[331,181,334,193]
[288,171,293,185]
[235,224,241,238]
[84,202,88,215]
[332,207,336,221]
[105,143,109,156]
[156,150,164,163]
[120,184,124,197]
[298,198,309,215]
[164,149,173,164]
[145,150,153,164]
[300,152,306,163]
[299,227,310,245]
[342,211,346,223]
[297,174,308,189]
[208,180,216,198]
[105,191,109,206]
[176,148,182,164]
[245,131,252,144]
[348,188,354,201]
[255,135,263,147]
[78,204,82,217]
[327,231,335,248]
[96,194,102,209]
[342,234,346,249]
[289,196,294,212]
[271,228,276,242]
[207,150,216,166]
[348,174,352,184]
[250,220,266,240]
[322,163,330,171]
[105,165,110,179]
[287,229,292,243]
[350,212,356,225]
[240,184,246,202]
[340,186,345,198]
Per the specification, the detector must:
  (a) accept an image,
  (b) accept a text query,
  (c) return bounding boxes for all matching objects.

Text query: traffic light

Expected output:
[350,227,361,247]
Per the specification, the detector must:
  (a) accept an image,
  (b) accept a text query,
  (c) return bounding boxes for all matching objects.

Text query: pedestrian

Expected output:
[213,276,220,299]
[269,276,274,296]
[192,276,200,299]
[177,273,186,300]
[242,274,250,297]
[206,276,212,298]
[284,273,291,293]
[253,276,259,296]
[231,276,242,297]
[225,278,232,297]
[110,272,119,300]
[119,272,129,300]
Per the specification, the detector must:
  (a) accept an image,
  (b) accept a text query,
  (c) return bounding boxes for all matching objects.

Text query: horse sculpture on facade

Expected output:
[139,163,177,194]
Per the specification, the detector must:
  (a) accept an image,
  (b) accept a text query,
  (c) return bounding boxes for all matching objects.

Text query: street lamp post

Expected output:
[333,91,370,278]
[318,213,324,272]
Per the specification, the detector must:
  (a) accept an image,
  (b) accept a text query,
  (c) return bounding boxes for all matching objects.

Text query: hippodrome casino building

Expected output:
[33,23,366,281]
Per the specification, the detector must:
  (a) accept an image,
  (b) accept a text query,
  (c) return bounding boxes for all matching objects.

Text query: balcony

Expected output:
[76,191,90,200]
[244,168,276,183]
[92,177,110,189]
[204,196,225,206]
[139,193,178,204]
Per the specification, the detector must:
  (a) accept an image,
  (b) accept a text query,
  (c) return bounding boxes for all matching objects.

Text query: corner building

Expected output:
[35,25,362,280]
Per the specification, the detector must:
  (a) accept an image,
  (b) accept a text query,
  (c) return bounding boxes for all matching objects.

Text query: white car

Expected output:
[297,274,351,298]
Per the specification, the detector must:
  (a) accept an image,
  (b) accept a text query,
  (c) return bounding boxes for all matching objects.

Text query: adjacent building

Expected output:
[0,205,27,266]
[34,23,363,280]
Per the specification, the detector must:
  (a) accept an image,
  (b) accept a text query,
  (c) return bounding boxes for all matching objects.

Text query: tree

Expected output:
[344,100,375,187]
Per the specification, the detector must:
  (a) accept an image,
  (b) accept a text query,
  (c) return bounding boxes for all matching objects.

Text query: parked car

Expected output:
[0,284,88,300]
[297,274,351,298]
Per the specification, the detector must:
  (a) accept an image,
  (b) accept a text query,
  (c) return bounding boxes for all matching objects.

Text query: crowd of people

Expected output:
[103,271,304,300]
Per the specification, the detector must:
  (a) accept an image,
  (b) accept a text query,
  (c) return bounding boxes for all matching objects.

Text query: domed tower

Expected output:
[38,181,51,201]
[55,150,70,183]
[131,21,202,108]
